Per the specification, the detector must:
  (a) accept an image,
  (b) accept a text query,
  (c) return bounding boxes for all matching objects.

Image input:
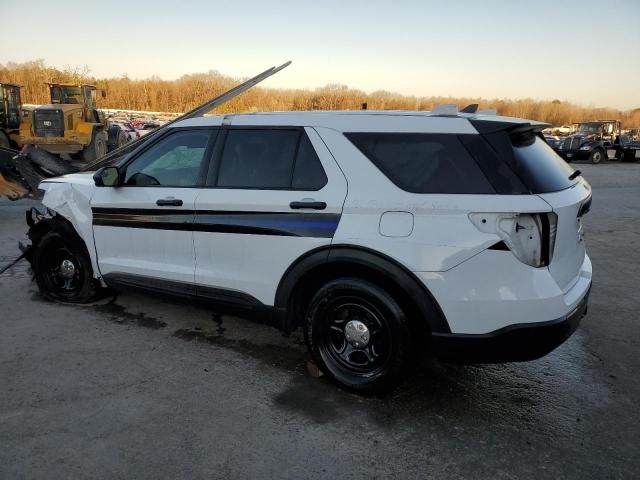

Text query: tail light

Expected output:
[470,212,557,267]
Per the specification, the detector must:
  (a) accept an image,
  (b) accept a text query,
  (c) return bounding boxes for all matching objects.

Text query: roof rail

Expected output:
[432,104,458,116]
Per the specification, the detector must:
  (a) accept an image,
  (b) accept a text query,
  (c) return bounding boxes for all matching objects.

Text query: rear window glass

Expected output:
[345,133,494,194]
[511,134,577,193]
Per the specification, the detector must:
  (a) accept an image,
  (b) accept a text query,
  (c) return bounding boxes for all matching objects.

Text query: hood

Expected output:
[40,171,96,187]
[564,133,597,147]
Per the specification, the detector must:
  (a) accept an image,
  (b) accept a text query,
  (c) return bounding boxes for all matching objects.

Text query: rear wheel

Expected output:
[116,130,128,149]
[0,130,10,148]
[304,278,412,392]
[82,130,107,162]
[32,231,98,303]
[590,149,604,164]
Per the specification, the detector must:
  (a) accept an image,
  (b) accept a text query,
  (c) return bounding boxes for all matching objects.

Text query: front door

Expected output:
[193,126,348,306]
[91,127,217,286]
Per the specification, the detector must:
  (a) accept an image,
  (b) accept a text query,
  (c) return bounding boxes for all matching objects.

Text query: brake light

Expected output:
[469,212,557,267]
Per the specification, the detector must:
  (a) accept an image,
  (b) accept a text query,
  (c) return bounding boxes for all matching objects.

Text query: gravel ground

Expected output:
[0,162,639,479]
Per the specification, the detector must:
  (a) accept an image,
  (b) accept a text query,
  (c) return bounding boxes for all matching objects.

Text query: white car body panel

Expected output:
[33,110,591,343]
[193,127,348,304]
[317,127,553,272]
[419,252,592,334]
[39,173,101,280]
[90,187,201,284]
[537,179,591,291]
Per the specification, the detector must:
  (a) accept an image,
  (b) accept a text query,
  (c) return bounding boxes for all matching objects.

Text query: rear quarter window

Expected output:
[345,133,494,194]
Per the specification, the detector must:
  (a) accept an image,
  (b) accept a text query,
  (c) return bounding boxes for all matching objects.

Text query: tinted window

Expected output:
[346,133,494,194]
[511,134,577,193]
[124,129,213,187]
[215,129,327,190]
[458,134,528,194]
[292,134,327,190]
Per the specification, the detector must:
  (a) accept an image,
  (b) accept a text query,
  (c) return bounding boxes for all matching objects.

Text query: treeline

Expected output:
[2,59,639,127]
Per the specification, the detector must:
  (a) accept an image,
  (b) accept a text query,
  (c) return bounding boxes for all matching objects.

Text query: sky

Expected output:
[1,0,639,110]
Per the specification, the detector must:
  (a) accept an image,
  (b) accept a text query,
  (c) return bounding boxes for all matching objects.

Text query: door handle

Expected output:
[289,201,327,210]
[156,198,183,207]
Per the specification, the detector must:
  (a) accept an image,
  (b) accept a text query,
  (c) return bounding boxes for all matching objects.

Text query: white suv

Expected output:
[26,110,592,391]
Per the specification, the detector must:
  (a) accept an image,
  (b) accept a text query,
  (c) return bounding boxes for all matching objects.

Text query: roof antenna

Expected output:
[460,103,479,114]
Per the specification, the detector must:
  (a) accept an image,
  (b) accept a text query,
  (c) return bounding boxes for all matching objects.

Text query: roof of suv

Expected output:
[172,110,548,133]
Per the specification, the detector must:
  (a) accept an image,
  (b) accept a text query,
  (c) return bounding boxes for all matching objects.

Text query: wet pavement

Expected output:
[1,163,639,479]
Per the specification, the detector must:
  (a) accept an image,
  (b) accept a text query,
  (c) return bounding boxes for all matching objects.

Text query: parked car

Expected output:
[117,122,141,142]
[24,110,592,392]
[553,124,576,136]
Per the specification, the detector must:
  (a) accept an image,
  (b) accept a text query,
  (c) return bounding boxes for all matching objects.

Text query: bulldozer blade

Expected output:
[0,147,34,200]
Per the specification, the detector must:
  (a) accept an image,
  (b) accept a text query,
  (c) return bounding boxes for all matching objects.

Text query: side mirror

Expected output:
[93,166,121,187]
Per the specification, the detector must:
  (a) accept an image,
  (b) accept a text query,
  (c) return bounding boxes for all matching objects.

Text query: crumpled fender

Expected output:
[39,179,103,283]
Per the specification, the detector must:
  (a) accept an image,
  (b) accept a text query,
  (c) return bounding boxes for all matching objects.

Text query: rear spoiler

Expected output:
[471,120,551,135]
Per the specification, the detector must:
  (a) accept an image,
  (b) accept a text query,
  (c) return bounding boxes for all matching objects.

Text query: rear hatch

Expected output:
[471,120,591,290]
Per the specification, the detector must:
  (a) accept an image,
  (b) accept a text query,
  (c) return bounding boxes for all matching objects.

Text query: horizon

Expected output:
[1,0,639,111]
[4,58,640,114]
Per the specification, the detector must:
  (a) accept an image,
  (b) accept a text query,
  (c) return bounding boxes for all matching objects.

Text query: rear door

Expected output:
[91,127,217,286]
[193,125,347,305]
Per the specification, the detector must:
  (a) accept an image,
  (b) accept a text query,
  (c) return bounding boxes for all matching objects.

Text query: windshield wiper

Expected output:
[568,169,582,181]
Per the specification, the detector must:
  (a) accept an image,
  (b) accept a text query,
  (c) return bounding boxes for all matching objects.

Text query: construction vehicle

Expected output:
[0,61,291,201]
[556,120,628,163]
[0,83,22,148]
[18,83,127,162]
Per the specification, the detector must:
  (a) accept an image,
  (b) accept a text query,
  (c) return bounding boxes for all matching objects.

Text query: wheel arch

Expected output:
[275,244,451,335]
[27,213,86,261]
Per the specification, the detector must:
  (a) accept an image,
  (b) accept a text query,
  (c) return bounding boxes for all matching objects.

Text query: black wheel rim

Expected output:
[318,297,392,377]
[42,243,83,298]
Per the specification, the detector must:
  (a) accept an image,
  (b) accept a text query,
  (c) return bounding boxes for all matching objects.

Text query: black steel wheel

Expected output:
[32,231,97,303]
[305,278,411,392]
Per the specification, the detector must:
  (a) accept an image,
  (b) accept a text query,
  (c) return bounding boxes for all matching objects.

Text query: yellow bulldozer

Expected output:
[0,61,291,201]
[18,83,127,161]
[0,83,22,148]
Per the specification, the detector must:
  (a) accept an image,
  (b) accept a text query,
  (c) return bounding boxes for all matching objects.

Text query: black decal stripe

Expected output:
[92,208,340,238]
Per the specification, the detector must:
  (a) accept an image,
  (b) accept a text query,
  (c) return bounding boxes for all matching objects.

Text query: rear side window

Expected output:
[511,134,577,193]
[345,133,494,194]
[292,134,328,190]
[215,129,327,190]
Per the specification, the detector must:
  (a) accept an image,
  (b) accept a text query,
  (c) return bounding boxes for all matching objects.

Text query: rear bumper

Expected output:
[431,288,589,363]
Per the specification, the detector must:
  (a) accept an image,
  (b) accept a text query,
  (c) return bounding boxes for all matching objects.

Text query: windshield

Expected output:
[50,86,83,105]
[577,123,603,135]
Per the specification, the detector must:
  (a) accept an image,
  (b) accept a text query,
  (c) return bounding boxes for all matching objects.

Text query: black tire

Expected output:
[590,149,605,164]
[620,150,637,163]
[116,130,128,149]
[304,278,412,392]
[0,130,10,148]
[32,231,98,303]
[82,130,107,162]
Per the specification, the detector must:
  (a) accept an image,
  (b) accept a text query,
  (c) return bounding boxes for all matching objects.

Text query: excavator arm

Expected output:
[0,61,291,200]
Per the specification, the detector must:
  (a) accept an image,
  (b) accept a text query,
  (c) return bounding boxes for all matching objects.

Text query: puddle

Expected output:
[173,328,305,371]
[90,296,167,329]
